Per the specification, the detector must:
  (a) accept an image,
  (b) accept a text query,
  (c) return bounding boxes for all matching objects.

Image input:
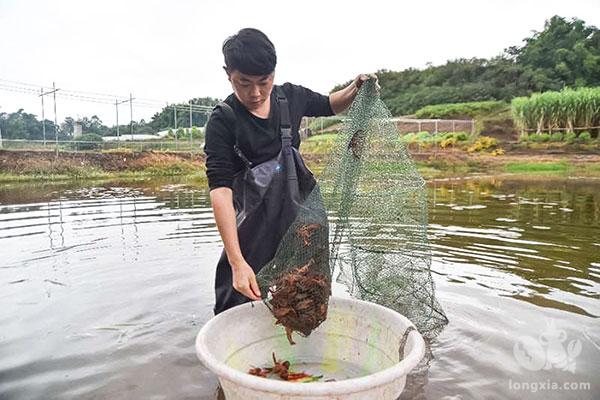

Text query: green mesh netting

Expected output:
[256,183,332,344]
[257,80,447,343]
[321,80,448,339]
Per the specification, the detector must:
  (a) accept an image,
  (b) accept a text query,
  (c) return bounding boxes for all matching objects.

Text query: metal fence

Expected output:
[304,116,476,135]
[392,118,476,135]
[0,139,205,153]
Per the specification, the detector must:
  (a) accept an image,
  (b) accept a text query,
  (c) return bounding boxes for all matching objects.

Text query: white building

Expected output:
[73,120,83,138]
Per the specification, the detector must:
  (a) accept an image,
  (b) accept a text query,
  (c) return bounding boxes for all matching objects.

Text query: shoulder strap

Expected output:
[217,102,252,168]
[275,87,291,139]
[275,87,298,183]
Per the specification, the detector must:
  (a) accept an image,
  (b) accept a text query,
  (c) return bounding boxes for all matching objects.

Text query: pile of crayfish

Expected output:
[248,353,323,383]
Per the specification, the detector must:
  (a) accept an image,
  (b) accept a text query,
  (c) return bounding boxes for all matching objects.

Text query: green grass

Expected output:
[300,133,338,154]
[415,100,508,119]
[504,162,570,174]
[576,163,600,175]
[0,164,207,183]
[414,159,484,178]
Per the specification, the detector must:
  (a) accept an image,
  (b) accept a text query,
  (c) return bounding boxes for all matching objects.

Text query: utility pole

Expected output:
[40,83,60,153]
[129,93,134,141]
[52,82,59,155]
[189,100,193,151]
[116,100,120,145]
[115,98,130,145]
[174,104,178,150]
[40,88,46,145]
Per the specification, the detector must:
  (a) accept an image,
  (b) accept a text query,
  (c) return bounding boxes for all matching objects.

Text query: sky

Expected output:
[1,0,599,126]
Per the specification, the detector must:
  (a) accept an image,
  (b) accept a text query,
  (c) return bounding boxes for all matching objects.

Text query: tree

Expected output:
[149,97,220,131]
[80,115,109,136]
[60,117,75,136]
[333,15,600,116]
[0,109,45,140]
[513,16,600,89]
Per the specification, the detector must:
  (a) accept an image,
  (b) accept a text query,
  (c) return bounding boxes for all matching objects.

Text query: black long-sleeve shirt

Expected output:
[204,83,334,190]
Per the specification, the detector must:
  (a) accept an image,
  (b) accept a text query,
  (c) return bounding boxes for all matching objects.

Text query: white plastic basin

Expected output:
[195,297,425,400]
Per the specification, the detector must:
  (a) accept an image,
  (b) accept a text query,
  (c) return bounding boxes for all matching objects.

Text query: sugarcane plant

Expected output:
[512,87,600,140]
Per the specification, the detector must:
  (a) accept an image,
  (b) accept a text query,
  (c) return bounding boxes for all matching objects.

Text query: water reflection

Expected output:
[429,178,600,317]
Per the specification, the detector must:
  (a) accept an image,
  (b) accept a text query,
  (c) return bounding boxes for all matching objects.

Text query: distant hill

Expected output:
[332,16,600,116]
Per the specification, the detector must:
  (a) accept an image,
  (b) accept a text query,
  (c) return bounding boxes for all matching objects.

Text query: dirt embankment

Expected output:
[301,147,600,165]
[2,148,599,180]
[0,150,205,174]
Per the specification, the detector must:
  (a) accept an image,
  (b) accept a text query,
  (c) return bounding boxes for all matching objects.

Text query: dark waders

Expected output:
[213,88,317,314]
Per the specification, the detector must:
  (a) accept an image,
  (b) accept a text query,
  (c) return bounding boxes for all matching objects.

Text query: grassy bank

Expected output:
[2,145,600,184]
[305,155,600,180]
[0,167,207,184]
[2,158,599,183]
[0,150,206,183]
[414,159,600,179]
[0,165,207,183]
[299,133,600,179]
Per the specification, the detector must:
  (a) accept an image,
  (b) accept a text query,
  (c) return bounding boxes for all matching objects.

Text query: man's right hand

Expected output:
[231,260,262,301]
[210,187,262,302]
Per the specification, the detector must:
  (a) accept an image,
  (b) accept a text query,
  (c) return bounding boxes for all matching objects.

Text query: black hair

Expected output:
[222,28,277,76]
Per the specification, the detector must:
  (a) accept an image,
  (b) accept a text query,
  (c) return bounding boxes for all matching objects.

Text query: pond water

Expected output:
[1,177,598,399]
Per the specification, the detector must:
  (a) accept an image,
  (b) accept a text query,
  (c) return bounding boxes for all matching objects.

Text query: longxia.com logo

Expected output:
[508,379,591,393]
[512,319,582,372]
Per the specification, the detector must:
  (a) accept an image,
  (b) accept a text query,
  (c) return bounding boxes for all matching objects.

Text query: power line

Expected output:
[1,78,217,140]
[0,77,219,109]
[1,88,215,117]
[0,84,119,105]
[0,78,129,100]
[0,84,40,94]
[0,78,48,88]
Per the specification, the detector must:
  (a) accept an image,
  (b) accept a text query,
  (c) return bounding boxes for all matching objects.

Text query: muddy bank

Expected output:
[0,149,205,174]
[2,148,600,182]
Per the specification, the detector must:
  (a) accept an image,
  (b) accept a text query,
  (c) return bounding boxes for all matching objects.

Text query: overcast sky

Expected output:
[1,0,599,126]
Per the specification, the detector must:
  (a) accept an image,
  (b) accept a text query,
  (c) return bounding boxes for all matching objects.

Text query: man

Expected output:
[204,28,376,314]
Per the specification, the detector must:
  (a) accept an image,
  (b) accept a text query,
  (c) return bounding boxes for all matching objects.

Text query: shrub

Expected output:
[528,134,542,143]
[467,136,498,153]
[453,131,469,141]
[578,131,591,143]
[440,137,457,148]
[519,133,529,143]
[401,131,470,148]
[564,131,577,144]
[539,133,551,142]
[72,133,103,150]
[190,126,204,140]
[416,131,431,141]
[401,133,418,143]
[550,132,563,142]
[415,101,507,119]
[433,132,468,148]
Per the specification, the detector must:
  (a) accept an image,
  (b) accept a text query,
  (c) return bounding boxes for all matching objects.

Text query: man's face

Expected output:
[227,70,274,112]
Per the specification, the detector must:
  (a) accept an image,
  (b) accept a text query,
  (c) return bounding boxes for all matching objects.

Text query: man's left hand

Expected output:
[354,73,380,91]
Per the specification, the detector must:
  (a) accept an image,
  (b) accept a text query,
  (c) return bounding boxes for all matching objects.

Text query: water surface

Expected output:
[0,177,598,399]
